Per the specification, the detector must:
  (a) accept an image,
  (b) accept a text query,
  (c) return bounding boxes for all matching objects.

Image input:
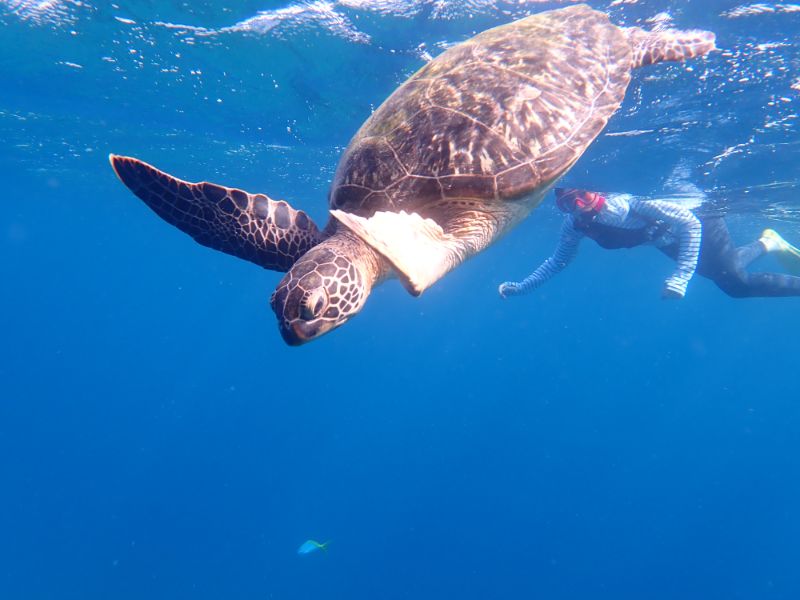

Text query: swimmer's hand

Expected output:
[662,276,688,299]
[498,282,519,298]
[661,285,685,300]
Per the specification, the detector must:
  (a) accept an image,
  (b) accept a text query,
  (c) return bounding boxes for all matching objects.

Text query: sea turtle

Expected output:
[110,4,715,345]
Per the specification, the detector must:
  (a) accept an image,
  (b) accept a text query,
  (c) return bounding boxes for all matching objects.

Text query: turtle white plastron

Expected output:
[110,4,716,346]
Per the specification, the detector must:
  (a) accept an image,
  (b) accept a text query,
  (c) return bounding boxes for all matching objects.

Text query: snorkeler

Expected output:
[498,188,800,300]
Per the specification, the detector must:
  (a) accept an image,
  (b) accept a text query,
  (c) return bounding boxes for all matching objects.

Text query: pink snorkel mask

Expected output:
[555,188,606,215]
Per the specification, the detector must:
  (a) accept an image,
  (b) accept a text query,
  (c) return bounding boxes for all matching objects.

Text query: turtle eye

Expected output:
[300,288,329,320]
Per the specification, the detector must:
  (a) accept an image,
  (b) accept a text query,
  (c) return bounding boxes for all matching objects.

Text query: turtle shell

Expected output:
[329,5,632,216]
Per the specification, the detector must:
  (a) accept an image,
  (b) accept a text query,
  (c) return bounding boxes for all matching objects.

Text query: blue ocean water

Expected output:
[2,0,800,598]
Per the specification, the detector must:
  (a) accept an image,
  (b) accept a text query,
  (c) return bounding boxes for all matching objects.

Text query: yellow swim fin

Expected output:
[762,229,800,275]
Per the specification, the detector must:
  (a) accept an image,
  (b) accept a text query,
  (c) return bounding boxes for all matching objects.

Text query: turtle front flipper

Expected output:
[109,155,324,272]
[626,26,716,69]
[331,209,498,296]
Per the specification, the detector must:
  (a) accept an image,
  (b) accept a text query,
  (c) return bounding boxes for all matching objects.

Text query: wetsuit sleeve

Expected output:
[631,199,702,298]
[498,218,583,298]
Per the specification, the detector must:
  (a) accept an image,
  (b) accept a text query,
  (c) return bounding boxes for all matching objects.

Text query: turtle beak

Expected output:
[279,319,335,346]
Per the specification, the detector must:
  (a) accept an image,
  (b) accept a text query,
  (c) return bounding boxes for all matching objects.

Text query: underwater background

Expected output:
[2,0,800,598]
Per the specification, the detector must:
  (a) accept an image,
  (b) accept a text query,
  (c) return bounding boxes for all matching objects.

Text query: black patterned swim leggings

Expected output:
[660,216,800,298]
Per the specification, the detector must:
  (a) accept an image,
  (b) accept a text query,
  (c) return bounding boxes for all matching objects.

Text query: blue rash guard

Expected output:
[500,194,703,298]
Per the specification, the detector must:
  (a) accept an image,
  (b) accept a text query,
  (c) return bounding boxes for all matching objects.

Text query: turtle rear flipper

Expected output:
[110,155,324,272]
[626,27,716,68]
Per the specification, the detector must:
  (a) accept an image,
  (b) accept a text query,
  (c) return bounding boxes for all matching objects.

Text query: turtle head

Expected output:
[270,233,381,345]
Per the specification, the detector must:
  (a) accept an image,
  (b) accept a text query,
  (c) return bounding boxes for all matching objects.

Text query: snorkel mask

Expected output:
[555,188,606,216]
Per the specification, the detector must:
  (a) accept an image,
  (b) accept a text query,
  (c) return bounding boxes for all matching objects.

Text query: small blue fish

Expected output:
[297,539,330,555]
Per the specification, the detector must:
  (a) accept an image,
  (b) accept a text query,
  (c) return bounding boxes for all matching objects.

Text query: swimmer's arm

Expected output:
[631,199,702,298]
[498,217,583,298]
